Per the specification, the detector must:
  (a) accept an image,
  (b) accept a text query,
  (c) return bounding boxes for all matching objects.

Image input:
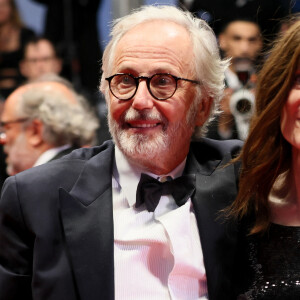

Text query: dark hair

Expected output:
[228,20,300,234]
[10,0,23,27]
[219,17,261,34]
[278,12,300,34]
[22,36,60,60]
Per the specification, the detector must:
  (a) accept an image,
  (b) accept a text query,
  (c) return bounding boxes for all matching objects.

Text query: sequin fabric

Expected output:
[238,223,300,299]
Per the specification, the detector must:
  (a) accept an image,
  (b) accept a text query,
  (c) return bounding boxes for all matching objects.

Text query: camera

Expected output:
[229,57,256,140]
[230,88,255,140]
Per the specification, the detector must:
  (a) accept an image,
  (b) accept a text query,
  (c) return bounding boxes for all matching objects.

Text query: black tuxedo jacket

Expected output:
[0,139,243,300]
[50,146,79,161]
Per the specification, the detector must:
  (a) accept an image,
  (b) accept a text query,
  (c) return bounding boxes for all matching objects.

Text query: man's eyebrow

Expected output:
[231,34,242,40]
[116,66,177,75]
[248,36,260,41]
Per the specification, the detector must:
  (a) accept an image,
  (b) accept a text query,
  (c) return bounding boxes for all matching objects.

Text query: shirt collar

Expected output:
[33,144,71,167]
[113,146,187,207]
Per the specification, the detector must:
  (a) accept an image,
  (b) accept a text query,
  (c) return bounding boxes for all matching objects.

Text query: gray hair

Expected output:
[16,84,99,147]
[31,73,74,89]
[100,5,229,137]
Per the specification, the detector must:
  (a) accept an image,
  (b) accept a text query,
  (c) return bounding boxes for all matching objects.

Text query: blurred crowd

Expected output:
[1,3,300,298]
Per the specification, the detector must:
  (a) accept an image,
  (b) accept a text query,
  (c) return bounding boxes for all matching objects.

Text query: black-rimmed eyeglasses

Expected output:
[105,73,201,101]
[0,118,29,128]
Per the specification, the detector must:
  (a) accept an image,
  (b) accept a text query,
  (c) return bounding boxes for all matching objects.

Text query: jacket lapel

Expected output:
[185,147,238,300]
[59,143,115,300]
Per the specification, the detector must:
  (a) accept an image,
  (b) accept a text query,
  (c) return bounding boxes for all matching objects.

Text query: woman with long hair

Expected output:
[0,0,35,99]
[231,19,300,299]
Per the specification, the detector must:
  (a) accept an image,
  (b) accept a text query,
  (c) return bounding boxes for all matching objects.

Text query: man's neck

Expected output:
[116,145,187,176]
[129,155,187,176]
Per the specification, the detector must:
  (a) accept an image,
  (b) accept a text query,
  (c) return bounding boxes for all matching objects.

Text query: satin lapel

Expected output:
[185,150,238,300]
[59,143,115,300]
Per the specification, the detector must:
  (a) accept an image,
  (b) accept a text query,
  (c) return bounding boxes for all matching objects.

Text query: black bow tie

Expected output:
[136,173,196,212]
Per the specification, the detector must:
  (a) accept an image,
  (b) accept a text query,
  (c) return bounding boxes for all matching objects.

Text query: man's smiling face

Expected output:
[107,20,204,174]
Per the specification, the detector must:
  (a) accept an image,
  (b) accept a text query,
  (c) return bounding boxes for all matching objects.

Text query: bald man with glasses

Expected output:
[0,6,244,300]
[0,76,99,176]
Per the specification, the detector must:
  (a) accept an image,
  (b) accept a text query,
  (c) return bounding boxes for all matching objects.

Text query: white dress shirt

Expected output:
[112,146,208,299]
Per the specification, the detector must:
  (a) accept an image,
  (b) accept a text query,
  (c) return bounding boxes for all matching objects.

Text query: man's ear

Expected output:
[19,60,29,78]
[195,97,213,127]
[26,119,44,147]
[54,58,63,74]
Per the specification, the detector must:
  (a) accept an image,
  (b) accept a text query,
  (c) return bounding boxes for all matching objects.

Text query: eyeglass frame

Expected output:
[105,73,201,101]
[0,118,30,140]
[24,56,56,64]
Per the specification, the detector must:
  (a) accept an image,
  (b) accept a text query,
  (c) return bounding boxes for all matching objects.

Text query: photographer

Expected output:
[206,18,262,140]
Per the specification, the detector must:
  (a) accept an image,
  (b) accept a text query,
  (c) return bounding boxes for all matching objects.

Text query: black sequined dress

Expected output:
[238,223,300,299]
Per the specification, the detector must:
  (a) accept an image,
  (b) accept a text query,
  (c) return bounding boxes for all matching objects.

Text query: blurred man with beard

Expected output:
[0,75,99,175]
[206,18,262,140]
[0,6,243,300]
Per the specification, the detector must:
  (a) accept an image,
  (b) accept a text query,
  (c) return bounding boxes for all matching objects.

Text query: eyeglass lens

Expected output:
[109,74,177,100]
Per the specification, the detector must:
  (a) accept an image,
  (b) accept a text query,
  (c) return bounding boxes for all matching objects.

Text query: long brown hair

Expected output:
[8,0,23,28]
[229,20,300,234]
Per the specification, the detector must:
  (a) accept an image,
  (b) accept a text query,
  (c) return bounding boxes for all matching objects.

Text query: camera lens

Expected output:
[236,98,252,114]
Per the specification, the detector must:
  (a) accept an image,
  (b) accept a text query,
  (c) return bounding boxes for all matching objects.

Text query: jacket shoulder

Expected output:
[190,137,243,161]
[11,140,115,189]
[61,140,114,161]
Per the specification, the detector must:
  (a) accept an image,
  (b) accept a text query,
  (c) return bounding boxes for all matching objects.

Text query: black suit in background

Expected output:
[0,145,7,192]
[0,146,76,193]
[32,0,102,103]
[0,138,245,300]
[0,146,84,190]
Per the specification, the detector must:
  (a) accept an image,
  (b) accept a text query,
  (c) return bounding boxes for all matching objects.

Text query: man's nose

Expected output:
[131,80,154,110]
[239,40,251,55]
[36,59,46,68]
[0,132,6,145]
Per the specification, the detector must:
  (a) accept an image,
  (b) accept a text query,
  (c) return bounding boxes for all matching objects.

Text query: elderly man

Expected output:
[0,6,242,300]
[0,76,99,175]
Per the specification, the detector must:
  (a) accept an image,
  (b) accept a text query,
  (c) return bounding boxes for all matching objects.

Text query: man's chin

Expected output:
[116,130,168,159]
[109,118,170,162]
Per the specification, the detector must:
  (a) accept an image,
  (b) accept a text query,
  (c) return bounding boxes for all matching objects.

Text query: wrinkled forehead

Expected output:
[113,20,195,73]
[2,87,25,120]
[118,19,191,43]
